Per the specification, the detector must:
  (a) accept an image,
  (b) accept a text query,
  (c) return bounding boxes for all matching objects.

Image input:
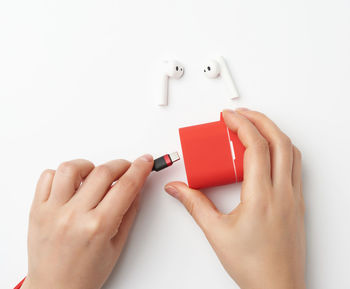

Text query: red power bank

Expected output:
[179,113,245,189]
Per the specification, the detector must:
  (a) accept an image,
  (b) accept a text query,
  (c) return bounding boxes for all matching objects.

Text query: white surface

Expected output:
[1,0,350,288]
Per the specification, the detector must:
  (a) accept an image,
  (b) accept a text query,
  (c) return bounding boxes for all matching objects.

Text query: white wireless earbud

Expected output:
[203,56,239,99]
[158,60,184,106]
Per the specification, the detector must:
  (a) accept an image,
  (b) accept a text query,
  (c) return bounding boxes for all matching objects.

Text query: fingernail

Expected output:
[236,107,250,111]
[140,154,153,162]
[164,185,179,198]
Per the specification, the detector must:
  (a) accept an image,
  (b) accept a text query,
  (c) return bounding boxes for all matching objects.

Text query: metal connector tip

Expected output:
[169,152,180,163]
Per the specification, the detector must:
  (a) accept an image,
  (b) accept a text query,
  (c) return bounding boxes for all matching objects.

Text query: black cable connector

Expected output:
[152,152,180,172]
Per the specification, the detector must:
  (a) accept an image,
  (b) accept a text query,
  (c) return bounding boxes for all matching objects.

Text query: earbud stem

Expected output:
[158,74,169,106]
[217,56,239,99]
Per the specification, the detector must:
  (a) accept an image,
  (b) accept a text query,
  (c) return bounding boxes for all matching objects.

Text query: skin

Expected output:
[21,109,305,289]
[21,155,154,289]
[165,109,305,289]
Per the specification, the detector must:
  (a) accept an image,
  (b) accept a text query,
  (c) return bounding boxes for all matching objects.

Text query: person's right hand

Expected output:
[165,109,305,289]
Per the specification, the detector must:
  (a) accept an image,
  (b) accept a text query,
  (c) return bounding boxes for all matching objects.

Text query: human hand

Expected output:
[21,155,153,289]
[165,109,305,289]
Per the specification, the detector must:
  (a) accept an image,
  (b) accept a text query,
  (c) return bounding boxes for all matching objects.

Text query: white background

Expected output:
[1,0,350,288]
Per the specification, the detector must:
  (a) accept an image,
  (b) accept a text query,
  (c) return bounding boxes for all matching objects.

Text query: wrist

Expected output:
[236,269,305,289]
[240,277,306,289]
[241,283,306,289]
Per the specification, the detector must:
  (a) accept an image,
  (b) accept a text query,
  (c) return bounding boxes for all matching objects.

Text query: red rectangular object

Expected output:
[179,113,245,189]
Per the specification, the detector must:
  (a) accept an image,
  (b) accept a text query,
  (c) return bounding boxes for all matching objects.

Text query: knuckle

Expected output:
[120,175,139,191]
[183,198,195,217]
[186,201,195,217]
[41,169,55,178]
[254,137,269,153]
[84,216,105,236]
[277,195,299,216]
[94,165,113,180]
[254,111,268,120]
[117,159,131,167]
[250,198,270,216]
[294,146,302,160]
[130,162,148,176]
[84,219,100,235]
[56,212,74,234]
[276,134,292,150]
[57,161,78,176]
[82,159,94,167]
[249,110,270,123]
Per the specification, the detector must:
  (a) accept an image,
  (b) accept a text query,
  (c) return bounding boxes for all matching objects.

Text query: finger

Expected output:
[49,159,95,205]
[222,110,272,192]
[236,109,293,186]
[33,169,55,204]
[111,195,140,253]
[164,182,222,234]
[292,146,302,194]
[95,154,153,223]
[72,159,131,210]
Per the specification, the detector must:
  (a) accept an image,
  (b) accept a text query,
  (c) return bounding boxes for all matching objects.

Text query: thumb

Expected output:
[164,182,221,233]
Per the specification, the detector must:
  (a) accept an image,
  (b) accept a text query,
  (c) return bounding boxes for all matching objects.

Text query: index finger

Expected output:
[223,110,272,190]
[95,154,153,226]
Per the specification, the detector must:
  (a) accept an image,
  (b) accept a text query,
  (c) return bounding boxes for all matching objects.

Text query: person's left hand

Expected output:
[21,154,153,289]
